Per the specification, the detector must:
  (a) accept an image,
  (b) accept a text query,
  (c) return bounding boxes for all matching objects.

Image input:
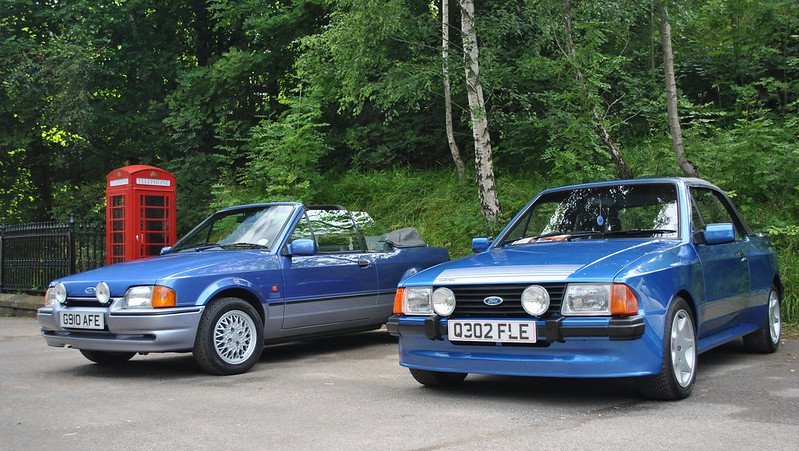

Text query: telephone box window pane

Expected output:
[144,196,165,207]
[112,196,124,207]
[145,208,165,219]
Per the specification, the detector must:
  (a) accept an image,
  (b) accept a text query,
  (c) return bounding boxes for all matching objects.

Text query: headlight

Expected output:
[561,283,611,316]
[521,285,550,316]
[432,288,456,316]
[398,286,433,315]
[121,285,177,309]
[44,282,67,307]
[96,282,111,304]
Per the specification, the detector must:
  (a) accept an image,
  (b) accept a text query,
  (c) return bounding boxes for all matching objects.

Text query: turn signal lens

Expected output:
[393,288,405,314]
[610,284,638,316]
[152,286,177,308]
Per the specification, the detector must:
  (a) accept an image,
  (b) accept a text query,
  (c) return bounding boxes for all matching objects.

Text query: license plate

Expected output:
[60,312,105,330]
[448,319,536,343]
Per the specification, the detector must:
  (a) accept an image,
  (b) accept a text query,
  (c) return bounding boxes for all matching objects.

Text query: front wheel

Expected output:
[80,350,136,365]
[409,368,467,387]
[193,297,263,375]
[743,285,781,353]
[638,297,696,400]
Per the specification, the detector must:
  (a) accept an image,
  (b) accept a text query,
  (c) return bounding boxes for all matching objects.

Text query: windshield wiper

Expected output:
[506,231,602,245]
[172,242,220,252]
[219,242,270,250]
[604,229,677,237]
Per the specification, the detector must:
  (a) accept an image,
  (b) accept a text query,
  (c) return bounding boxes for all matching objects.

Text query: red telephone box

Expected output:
[106,165,177,264]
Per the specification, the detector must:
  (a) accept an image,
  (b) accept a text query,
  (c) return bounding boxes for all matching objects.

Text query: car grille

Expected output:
[64,297,111,308]
[446,283,566,318]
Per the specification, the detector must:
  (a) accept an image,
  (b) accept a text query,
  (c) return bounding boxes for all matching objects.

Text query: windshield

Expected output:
[170,205,295,252]
[498,183,679,246]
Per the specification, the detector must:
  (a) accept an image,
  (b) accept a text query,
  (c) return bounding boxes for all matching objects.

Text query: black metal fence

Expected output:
[0,217,105,294]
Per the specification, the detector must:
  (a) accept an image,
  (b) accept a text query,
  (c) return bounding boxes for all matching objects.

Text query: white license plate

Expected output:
[448,319,537,343]
[60,312,105,330]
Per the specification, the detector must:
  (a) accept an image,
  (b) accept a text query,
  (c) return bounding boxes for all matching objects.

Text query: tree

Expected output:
[659,2,698,177]
[460,0,501,222]
[442,0,466,180]
[561,0,632,179]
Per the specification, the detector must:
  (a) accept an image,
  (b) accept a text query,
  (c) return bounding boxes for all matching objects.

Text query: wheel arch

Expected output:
[673,289,697,321]
[209,288,266,325]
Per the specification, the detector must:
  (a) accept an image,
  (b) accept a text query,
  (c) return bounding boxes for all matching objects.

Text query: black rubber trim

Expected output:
[388,315,645,341]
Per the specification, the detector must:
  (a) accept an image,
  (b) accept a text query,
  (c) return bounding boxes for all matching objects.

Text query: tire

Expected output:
[193,297,264,375]
[409,368,467,387]
[638,297,696,401]
[80,350,136,365]
[743,285,781,354]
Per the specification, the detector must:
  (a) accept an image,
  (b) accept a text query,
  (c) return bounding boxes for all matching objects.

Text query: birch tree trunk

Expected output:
[442,0,465,180]
[460,0,501,222]
[659,4,698,177]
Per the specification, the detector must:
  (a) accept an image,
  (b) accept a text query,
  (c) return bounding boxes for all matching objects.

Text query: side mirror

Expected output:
[287,239,316,256]
[472,237,493,253]
[702,223,736,245]
[160,246,172,255]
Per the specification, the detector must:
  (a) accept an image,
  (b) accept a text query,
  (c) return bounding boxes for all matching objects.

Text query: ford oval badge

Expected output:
[483,296,503,306]
[84,286,96,295]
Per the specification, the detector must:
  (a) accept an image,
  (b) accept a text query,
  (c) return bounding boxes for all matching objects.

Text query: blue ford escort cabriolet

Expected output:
[387,178,782,400]
[38,204,449,375]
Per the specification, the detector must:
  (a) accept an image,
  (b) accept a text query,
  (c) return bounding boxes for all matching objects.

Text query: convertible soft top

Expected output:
[385,227,427,248]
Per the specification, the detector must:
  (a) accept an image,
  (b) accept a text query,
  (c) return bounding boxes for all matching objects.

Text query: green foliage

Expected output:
[2,0,799,321]
[241,95,331,203]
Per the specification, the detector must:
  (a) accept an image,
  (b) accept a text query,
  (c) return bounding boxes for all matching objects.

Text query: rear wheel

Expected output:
[79,350,136,365]
[638,297,696,400]
[743,285,781,353]
[193,297,263,375]
[409,368,467,387]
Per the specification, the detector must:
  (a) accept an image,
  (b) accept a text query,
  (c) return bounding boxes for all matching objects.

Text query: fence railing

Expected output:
[0,216,105,294]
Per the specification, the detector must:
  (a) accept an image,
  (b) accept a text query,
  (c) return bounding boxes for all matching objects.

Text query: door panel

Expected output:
[282,253,377,329]
[690,187,751,338]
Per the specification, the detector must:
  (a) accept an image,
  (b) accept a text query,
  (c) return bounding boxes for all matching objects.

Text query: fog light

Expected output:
[432,288,456,316]
[96,282,111,304]
[521,285,549,316]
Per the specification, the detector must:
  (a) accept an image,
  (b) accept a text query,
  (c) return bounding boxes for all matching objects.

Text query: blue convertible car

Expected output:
[38,204,449,375]
[387,178,782,400]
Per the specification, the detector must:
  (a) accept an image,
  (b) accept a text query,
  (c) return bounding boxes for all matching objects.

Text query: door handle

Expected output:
[737,251,747,262]
[358,259,372,268]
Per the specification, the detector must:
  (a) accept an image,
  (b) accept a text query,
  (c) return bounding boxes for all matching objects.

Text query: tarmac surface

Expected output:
[1,315,798,450]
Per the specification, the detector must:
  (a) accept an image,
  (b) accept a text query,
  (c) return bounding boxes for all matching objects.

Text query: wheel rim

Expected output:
[214,310,257,365]
[768,290,781,344]
[670,309,696,388]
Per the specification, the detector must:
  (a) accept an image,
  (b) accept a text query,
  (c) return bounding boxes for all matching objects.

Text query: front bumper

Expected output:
[387,314,661,378]
[38,305,203,353]
[386,314,645,341]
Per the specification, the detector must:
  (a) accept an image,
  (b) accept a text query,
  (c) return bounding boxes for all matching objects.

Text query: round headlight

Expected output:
[431,287,456,316]
[96,282,111,304]
[53,282,67,304]
[521,285,550,316]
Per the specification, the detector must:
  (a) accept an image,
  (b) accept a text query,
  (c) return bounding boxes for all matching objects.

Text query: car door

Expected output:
[281,207,378,331]
[690,187,751,338]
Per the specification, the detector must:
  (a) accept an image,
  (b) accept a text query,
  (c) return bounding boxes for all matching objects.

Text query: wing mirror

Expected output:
[701,223,736,245]
[472,237,493,253]
[287,239,316,256]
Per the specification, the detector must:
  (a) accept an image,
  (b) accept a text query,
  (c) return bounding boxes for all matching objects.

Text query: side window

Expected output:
[352,211,391,251]
[690,188,742,240]
[307,209,364,253]
[288,213,313,243]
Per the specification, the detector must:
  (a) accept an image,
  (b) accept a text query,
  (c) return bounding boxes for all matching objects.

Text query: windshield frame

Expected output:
[494,181,682,248]
[169,204,298,253]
